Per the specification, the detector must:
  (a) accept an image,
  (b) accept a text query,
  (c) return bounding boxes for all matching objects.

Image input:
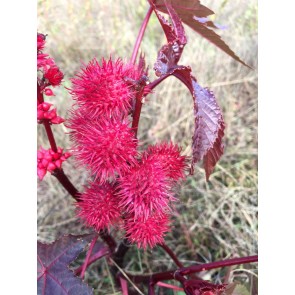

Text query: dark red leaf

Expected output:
[37,234,94,295]
[154,43,184,76]
[151,0,250,67]
[163,0,187,44]
[153,9,177,43]
[191,79,225,180]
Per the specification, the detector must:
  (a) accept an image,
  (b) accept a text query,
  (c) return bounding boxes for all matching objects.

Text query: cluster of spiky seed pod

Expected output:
[68,57,188,249]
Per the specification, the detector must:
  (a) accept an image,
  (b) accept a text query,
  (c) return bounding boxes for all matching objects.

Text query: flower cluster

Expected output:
[68,57,188,249]
[37,147,71,180]
[37,102,64,124]
[37,33,64,95]
[37,33,69,181]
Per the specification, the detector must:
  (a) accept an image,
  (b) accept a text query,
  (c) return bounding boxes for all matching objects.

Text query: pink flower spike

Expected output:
[37,103,64,125]
[44,88,55,96]
[76,181,121,232]
[37,147,70,179]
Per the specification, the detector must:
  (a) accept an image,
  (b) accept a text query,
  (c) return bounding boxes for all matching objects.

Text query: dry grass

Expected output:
[38,0,258,294]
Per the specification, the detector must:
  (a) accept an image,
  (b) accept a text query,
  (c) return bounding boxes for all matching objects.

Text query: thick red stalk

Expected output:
[159,244,184,268]
[51,169,80,201]
[80,235,98,279]
[37,82,58,152]
[131,86,146,137]
[130,5,153,65]
[125,255,258,285]
[75,246,109,275]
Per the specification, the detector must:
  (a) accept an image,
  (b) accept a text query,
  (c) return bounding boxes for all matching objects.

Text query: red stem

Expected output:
[80,236,98,279]
[131,86,146,137]
[99,229,117,253]
[75,246,109,275]
[51,169,80,201]
[125,255,258,284]
[130,5,153,65]
[38,82,58,152]
[43,121,58,152]
[159,244,184,268]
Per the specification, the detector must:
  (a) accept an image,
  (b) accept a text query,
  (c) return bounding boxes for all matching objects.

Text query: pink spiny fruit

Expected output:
[69,57,144,118]
[143,142,188,181]
[67,109,138,182]
[124,212,170,249]
[76,181,121,232]
[183,279,226,295]
[118,157,175,219]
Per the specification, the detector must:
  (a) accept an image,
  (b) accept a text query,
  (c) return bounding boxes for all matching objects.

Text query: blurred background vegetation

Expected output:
[37,0,257,294]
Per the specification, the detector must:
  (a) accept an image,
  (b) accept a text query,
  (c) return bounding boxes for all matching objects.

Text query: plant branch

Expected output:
[99,229,117,253]
[110,238,131,285]
[75,245,109,275]
[159,244,184,268]
[51,169,80,201]
[80,235,98,279]
[125,255,258,285]
[130,5,153,65]
[131,86,146,137]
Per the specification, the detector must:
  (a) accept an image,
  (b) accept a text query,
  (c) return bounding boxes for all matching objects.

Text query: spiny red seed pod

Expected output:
[67,110,138,182]
[37,147,71,180]
[118,157,174,219]
[44,66,64,86]
[143,142,188,182]
[183,279,226,295]
[124,213,170,249]
[76,182,121,232]
[69,57,144,118]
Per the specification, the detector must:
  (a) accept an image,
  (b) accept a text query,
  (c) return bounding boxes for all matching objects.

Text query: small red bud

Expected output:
[37,151,44,159]
[42,102,52,111]
[37,168,47,180]
[44,88,55,96]
[52,153,60,160]
[55,159,62,168]
[64,152,71,159]
[41,159,49,168]
[37,110,44,121]
[44,154,53,161]
[51,116,65,124]
[47,162,56,172]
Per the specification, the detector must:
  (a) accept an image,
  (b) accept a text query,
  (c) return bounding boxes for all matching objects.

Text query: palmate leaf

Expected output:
[151,0,249,67]
[37,234,94,295]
